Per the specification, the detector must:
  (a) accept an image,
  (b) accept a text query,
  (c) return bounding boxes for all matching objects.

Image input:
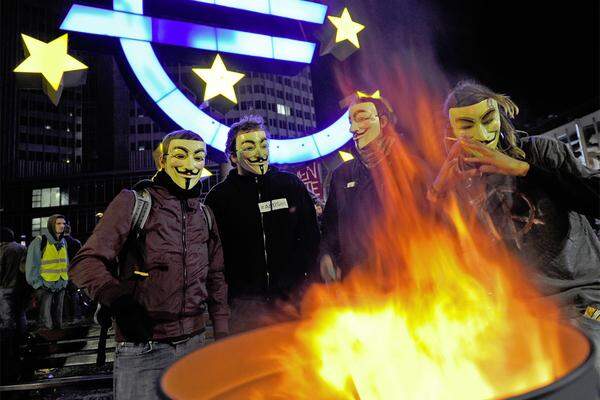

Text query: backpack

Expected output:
[117,188,213,279]
[130,188,213,234]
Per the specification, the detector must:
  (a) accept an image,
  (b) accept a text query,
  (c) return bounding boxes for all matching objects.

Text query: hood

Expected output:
[47,214,65,242]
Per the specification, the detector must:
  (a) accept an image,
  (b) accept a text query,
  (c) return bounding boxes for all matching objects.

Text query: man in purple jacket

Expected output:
[70,130,229,400]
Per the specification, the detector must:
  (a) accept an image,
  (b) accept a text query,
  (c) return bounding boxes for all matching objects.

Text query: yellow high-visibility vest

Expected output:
[40,242,68,282]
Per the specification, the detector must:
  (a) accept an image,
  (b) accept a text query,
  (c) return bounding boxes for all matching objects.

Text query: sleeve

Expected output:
[320,172,341,265]
[204,205,229,335]
[290,176,321,277]
[525,137,600,217]
[25,237,43,289]
[68,190,136,306]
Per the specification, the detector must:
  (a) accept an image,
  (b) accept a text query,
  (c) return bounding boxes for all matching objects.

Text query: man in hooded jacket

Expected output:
[26,214,69,330]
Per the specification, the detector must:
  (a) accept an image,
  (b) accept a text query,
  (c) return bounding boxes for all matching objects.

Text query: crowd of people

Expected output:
[1,82,599,398]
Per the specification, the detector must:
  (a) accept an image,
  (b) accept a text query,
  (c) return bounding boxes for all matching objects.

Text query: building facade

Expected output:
[538,110,600,170]
[1,0,319,241]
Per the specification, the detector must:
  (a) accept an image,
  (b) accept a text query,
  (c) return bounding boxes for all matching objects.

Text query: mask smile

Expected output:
[352,129,367,142]
[478,131,498,145]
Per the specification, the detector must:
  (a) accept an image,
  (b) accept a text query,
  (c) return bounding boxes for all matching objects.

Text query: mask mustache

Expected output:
[248,156,268,163]
[175,167,199,176]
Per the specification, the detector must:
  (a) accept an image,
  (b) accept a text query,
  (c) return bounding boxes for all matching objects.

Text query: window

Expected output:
[285,93,293,101]
[284,78,291,87]
[276,104,290,116]
[294,95,301,103]
[304,111,311,119]
[32,187,69,208]
[255,100,262,109]
[296,109,303,118]
[276,90,284,99]
[279,120,286,129]
[31,216,50,237]
[288,122,296,130]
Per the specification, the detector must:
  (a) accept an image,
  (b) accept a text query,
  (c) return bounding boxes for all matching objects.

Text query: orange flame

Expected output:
[270,26,585,399]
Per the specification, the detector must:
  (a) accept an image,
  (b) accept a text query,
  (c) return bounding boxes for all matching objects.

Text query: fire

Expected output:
[271,85,582,400]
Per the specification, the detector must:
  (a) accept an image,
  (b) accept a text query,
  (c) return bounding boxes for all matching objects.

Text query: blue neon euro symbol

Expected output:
[60,0,353,164]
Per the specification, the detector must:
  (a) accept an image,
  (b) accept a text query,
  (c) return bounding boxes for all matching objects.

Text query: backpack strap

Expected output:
[200,204,213,232]
[131,189,152,237]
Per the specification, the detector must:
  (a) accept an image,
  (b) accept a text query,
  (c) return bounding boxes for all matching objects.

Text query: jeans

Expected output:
[35,288,65,330]
[113,332,206,400]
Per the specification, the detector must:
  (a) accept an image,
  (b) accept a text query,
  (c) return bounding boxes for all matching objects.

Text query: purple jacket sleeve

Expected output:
[204,205,229,335]
[69,190,135,306]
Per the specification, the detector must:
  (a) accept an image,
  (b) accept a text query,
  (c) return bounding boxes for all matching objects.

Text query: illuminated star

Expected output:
[192,54,245,104]
[356,90,381,100]
[338,151,355,162]
[201,168,213,178]
[327,8,365,48]
[14,33,88,92]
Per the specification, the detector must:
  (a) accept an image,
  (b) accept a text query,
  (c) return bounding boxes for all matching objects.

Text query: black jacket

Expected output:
[205,167,320,298]
[484,136,600,313]
[321,158,383,274]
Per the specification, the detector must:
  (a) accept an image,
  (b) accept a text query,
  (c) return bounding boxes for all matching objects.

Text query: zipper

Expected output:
[180,200,188,334]
[256,176,270,293]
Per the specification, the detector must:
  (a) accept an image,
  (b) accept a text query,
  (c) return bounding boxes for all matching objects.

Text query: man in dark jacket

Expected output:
[0,227,27,384]
[205,115,320,334]
[70,130,229,400]
[320,92,402,281]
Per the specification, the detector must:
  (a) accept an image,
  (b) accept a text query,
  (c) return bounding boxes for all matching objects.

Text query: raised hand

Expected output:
[460,138,529,177]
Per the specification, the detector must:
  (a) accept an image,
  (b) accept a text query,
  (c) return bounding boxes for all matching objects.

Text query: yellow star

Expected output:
[192,54,245,104]
[356,90,381,100]
[201,168,213,178]
[338,150,355,162]
[14,34,88,91]
[327,8,365,48]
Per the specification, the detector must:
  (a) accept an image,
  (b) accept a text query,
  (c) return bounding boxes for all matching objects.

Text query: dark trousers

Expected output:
[35,288,65,330]
[113,333,205,400]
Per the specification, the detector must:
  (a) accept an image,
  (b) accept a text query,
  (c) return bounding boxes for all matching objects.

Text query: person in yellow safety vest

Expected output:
[25,214,69,330]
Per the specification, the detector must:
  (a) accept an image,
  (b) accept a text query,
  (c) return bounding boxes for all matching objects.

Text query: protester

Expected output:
[25,215,68,330]
[205,115,320,334]
[70,130,228,400]
[0,227,28,384]
[429,80,600,371]
[319,92,403,281]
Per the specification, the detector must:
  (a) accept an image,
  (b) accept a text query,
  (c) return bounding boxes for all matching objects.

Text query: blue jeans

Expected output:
[113,332,205,400]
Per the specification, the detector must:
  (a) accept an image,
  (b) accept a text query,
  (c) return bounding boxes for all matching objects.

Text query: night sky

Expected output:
[432,0,599,128]
[313,0,599,132]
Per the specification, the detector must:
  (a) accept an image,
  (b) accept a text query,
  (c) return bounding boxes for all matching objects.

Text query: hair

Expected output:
[160,130,204,158]
[1,227,15,242]
[225,115,269,165]
[444,80,526,160]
